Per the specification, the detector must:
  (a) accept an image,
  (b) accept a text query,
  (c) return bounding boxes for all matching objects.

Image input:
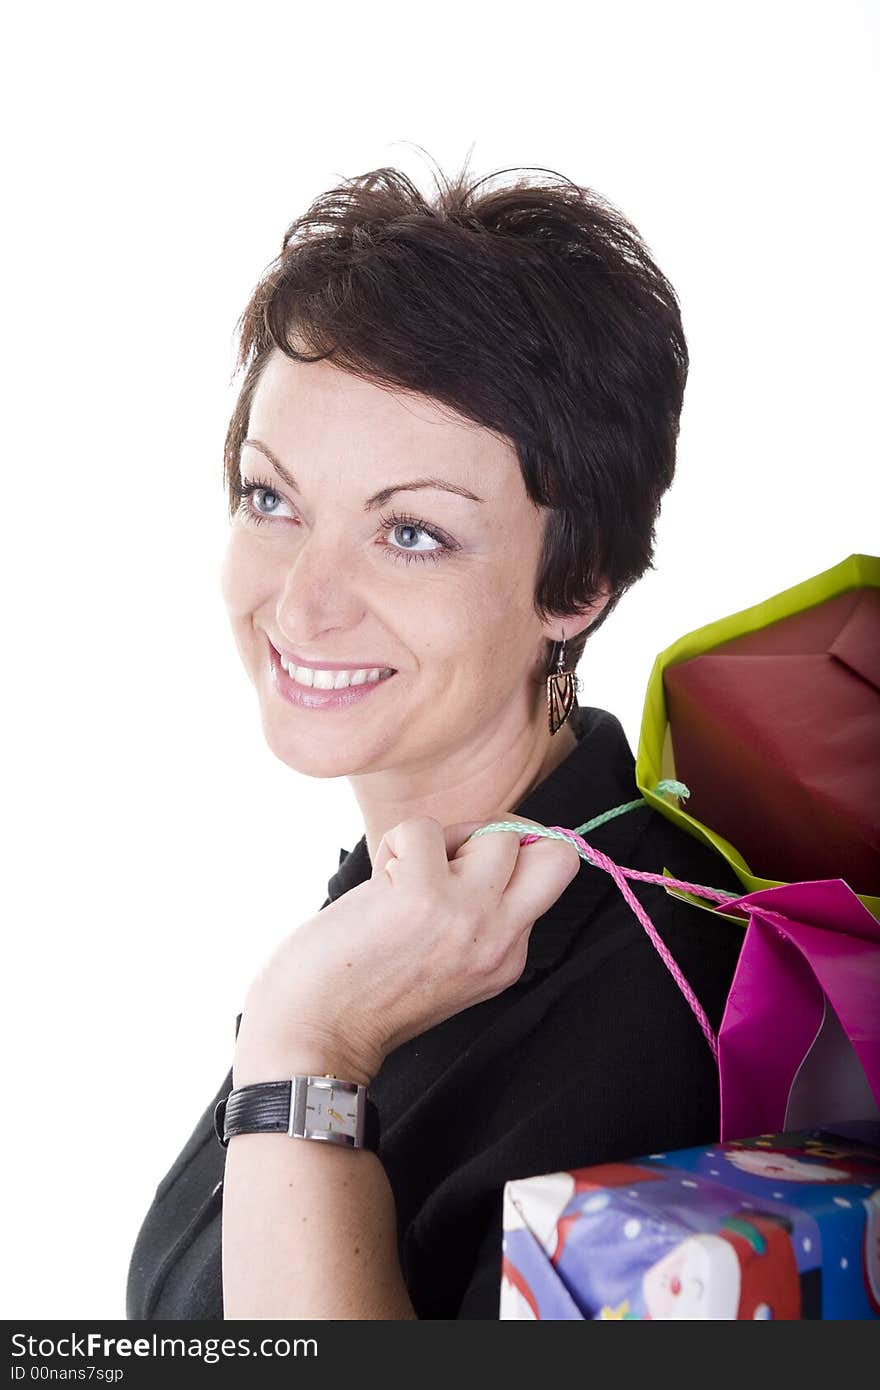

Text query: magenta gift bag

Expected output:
[709,878,880,1141]
[510,806,880,1145]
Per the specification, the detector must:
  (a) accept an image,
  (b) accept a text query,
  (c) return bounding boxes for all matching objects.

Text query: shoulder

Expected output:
[566,801,745,972]
[534,807,746,1062]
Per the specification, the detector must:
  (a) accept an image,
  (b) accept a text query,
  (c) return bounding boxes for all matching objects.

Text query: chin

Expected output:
[260,711,392,780]
[260,722,351,778]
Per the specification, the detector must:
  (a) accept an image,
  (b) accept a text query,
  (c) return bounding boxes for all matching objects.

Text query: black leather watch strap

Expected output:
[216,1081,291,1143]
[214,1079,380,1152]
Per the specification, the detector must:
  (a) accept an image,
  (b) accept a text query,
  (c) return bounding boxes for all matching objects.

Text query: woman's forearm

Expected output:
[222,1039,417,1320]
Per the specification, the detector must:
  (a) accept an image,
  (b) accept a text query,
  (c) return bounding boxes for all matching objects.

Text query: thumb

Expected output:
[501,831,583,926]
[446,812,545,863]
[442,820,491,862]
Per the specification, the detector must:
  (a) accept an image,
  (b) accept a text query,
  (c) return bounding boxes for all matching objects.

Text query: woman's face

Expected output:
[220,349,563,779]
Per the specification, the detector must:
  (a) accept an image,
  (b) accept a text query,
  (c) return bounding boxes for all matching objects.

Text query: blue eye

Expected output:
[377,512,453,564]
[233,479,292,523]
[232,479,458,566]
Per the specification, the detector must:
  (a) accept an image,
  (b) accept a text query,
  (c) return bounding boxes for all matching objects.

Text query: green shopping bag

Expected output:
[635,553,880,925]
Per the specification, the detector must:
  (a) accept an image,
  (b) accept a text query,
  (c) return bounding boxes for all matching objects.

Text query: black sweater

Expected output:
[126,704,746,1319]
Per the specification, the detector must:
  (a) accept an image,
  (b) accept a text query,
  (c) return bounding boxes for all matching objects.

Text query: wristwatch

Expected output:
[214,1075,381,1152]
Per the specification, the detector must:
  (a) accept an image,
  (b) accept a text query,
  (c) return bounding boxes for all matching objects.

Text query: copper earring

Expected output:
[547,628,578,736]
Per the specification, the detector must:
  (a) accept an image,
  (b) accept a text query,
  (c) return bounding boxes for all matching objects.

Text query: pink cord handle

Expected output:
[519,825,748,1063]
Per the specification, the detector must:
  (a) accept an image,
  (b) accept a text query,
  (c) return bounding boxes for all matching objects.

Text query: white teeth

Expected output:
[287,663,314,686]
[279,654,393,691]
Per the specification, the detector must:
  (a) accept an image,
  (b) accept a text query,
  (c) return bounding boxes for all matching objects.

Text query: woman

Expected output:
[126,161,746,1320]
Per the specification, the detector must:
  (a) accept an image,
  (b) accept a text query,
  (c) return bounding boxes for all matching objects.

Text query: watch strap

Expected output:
[214,1078,380,1152]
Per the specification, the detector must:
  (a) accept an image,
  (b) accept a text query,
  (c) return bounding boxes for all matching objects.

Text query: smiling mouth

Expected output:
[283,663,395,691]
[277,655,395,691]
[268,638,396,689]
[267,637,397,701]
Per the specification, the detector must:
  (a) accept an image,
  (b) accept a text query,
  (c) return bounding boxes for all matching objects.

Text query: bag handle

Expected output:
[468,781,746,1063]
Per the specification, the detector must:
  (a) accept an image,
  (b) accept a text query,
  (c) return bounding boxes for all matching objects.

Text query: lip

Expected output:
[268,637,396,672]
[268,637,396,710]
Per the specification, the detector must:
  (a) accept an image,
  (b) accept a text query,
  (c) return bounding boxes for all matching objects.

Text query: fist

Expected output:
[237,814,582,1085]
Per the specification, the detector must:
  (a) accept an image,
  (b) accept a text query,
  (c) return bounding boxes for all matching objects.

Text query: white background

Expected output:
[3,0,877,1318]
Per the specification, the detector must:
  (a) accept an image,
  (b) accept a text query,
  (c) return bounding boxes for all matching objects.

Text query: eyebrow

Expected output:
[241,438,486,509]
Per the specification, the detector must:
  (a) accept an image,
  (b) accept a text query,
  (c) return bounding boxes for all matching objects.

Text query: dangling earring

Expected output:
[547,628,578,736]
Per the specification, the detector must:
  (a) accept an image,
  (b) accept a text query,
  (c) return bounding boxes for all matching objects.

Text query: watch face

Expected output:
[305,1080,358,1140]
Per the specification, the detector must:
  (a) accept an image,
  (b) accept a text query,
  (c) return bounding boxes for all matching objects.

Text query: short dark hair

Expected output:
[223,157,689,672]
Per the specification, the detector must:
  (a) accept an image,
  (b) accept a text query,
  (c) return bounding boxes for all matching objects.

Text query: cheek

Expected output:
[219,532,270,617]
[418,585,533,677]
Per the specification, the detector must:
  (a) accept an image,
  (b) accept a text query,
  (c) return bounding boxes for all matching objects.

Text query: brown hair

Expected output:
[223,155,689,672]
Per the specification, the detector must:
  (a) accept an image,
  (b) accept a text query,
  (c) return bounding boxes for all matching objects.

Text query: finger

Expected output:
[374,817,525,871]
[371,816,452,880]
[441,820,484,854]
[498,833,583,933]
[447,812,544,897]
[371,815,526,897]
[446,812,544,863]
[369,816,451,890]
[371,834,395,880]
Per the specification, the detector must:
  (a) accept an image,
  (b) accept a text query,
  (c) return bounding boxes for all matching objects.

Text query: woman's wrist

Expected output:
[233,1045,374,1091]
[233,988,377,1090]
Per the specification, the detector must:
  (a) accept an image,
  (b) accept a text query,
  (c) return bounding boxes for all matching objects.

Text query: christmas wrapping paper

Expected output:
[500,1125,880,1319]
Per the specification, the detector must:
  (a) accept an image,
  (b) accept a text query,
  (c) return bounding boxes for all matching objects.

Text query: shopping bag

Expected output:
[708,877,880,1139]
[635,552,880,921]
[628,554,880,1137]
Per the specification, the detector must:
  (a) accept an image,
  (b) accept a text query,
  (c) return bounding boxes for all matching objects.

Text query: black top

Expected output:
[126,704,746,1320]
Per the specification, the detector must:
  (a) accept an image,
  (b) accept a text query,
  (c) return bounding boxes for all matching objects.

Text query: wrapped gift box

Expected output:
[500,1125,880,1319]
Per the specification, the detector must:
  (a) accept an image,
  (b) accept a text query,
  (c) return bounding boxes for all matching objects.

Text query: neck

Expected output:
[349,702,579,864]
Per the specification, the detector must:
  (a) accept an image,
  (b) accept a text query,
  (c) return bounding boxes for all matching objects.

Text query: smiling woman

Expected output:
[218,346,595,796]
[125,157,746,1321]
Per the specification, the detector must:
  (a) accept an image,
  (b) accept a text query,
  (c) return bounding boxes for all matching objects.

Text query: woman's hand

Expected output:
[234,814,582,1087]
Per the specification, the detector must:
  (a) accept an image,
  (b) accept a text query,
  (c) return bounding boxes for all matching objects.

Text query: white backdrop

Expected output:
[3,0,877,1319]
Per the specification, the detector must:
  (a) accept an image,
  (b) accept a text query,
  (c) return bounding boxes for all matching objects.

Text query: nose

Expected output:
[274,527,367,648]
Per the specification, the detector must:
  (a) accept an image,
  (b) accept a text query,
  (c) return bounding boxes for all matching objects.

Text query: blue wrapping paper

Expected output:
[500,1125,880,1319]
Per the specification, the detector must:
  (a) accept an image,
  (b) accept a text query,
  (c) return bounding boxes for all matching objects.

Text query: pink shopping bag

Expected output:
[707,878,880,1141]
[515,820,880,1145]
